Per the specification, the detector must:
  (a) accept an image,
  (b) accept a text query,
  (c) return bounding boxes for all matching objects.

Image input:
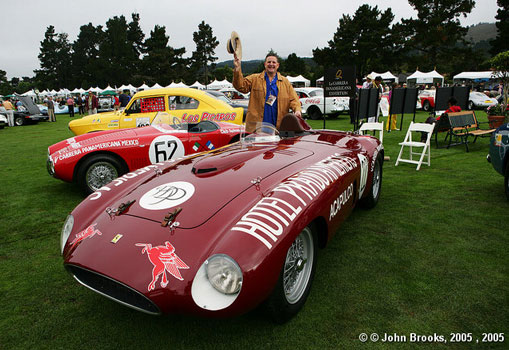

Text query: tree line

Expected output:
[0,0,508,95]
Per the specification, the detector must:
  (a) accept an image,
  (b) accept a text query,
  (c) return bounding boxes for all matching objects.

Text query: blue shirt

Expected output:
[263,72,279,127]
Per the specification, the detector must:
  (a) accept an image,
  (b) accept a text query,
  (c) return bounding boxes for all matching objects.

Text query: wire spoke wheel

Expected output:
[282,226,314,304]
[372,156,381,199]
[85,161,119,192]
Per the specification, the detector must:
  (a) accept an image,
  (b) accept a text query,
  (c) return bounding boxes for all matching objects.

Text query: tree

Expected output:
[489,50,509,122]
[141,25,186,85]
[284,53,307,76]
[34,26,72,90]
[71,23,105,88]
[402,0,475,70]
[491,0,509,55]
[191,21,219,84]
[312,5,398,79]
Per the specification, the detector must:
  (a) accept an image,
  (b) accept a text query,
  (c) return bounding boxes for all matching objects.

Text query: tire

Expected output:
[308,106,322,120]
[359,153,383,209]
[468,101,474,110]
[14,116,25,126]
[422,100,430,112]
[266,225,317,323]
[504,161,509,201]
[77,154,126,194]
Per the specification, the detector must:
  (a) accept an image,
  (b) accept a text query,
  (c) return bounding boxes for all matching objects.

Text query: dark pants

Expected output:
[68,105,74,117]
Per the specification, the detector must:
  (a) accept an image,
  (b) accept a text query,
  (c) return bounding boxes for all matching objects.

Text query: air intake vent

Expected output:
[66,264,160,315]
[192,167,217,174]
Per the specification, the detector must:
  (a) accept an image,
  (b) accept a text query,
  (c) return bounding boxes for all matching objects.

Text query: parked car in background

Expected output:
[487,123,509,200]
[48,113,243,194]
[0,114,7,128]
[468,91,498,110]
[207,90,247,121]
[9,95,49,125]
[219,87,249,101]
[98,96,115,112]
[68,88,244,136]
[295,87,349,120]
[418,90,435,111]
[59,115,383,323]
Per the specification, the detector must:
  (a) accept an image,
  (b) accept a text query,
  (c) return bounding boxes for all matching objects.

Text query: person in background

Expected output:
[67,96,75,117]
[3,98,15,127]
[421,96,461,142]
[362,75,372,89]
[233,52,301,132]
[47,96,56,122]
[119,90,130,108]
[368,76,384,122]
[386,82,400,131]
[86,92,98,115]
[76,95,84,116]
[113,93,120,111]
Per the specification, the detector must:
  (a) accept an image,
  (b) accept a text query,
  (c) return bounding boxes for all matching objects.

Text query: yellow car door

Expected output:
[119,95,166,129]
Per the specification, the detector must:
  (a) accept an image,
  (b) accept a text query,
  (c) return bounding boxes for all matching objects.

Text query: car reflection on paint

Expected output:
[60,114,384,323]
[47,112,243,194]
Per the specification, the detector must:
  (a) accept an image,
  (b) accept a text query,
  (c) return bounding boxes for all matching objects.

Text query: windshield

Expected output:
[241,122,280,145]
[309,89,323,97]
[150,112,188,131]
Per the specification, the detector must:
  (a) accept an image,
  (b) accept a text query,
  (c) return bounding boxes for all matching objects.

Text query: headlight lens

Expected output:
[205,254,242,295]
[60,215,74,254]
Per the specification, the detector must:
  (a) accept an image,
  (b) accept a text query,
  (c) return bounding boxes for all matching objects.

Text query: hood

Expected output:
[107,143,314,228]
[17,95,42,115]
[49,128,139,155]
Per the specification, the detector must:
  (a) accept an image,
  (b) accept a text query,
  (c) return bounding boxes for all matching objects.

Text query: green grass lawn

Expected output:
[0,111,507,350]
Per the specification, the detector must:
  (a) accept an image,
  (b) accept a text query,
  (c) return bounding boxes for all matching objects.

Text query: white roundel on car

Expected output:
[358,153,369,198]
[139,181,195,210]
[148,135,185,164]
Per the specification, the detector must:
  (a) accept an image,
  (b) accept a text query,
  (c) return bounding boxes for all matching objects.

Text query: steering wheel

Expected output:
[172,116,183,130]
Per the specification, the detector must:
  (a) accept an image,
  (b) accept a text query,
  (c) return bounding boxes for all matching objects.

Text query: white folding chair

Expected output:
[395,122,435,171]
[358,122,384,143]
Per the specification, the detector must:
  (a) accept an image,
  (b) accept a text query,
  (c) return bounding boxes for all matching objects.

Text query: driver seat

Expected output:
[278,113,311,137]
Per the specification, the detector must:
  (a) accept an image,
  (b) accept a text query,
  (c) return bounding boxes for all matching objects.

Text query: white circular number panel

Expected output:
[148,135,185,164]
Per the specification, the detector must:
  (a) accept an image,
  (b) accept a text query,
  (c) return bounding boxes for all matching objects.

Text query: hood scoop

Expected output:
[191,148,268,177]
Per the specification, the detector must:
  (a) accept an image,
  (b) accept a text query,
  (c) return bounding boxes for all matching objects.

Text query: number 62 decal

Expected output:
[149,135,185,164]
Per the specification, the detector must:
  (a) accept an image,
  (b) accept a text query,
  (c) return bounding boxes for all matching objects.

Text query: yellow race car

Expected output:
[69,88,244,135]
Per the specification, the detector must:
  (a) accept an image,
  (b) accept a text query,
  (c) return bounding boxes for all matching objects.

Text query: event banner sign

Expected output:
[324,66,356,98]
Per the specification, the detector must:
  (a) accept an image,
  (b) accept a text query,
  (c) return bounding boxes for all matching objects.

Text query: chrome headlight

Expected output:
[60,215,74,254]
[205,254,243,295]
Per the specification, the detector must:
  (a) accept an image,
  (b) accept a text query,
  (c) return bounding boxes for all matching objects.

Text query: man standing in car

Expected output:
[233,53,301,132]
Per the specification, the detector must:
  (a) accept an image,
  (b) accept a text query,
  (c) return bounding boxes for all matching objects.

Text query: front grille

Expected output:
[66,264,160,315]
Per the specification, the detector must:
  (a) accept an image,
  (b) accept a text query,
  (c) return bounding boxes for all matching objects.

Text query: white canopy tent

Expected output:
[21,89,37,97]
[118,84,136,93]
[368,71,399,83]
[149,83,163,89]
[190,81,206,90]
[206,79,232,90]
[453,71,501,82]
[137,83,150,91]
[167,81,189,88]
[287,75,310,87]
[406,70,444,85]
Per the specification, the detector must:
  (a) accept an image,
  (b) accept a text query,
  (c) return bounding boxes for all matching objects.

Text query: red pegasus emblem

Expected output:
[136,241,189,291]
[69,223,102,249]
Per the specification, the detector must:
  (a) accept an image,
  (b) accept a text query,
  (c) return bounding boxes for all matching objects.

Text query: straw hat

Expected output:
[226,31,242,60]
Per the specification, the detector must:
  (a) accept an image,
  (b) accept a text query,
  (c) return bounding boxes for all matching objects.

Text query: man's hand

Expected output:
[295,110,302,118]
[233,53,241,71]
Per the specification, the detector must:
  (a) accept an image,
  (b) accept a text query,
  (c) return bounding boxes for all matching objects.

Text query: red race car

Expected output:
[60,115,384,323]
[48,113,243,194]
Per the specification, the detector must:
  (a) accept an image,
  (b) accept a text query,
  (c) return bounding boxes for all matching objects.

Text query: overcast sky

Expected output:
[0,0,500,79]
